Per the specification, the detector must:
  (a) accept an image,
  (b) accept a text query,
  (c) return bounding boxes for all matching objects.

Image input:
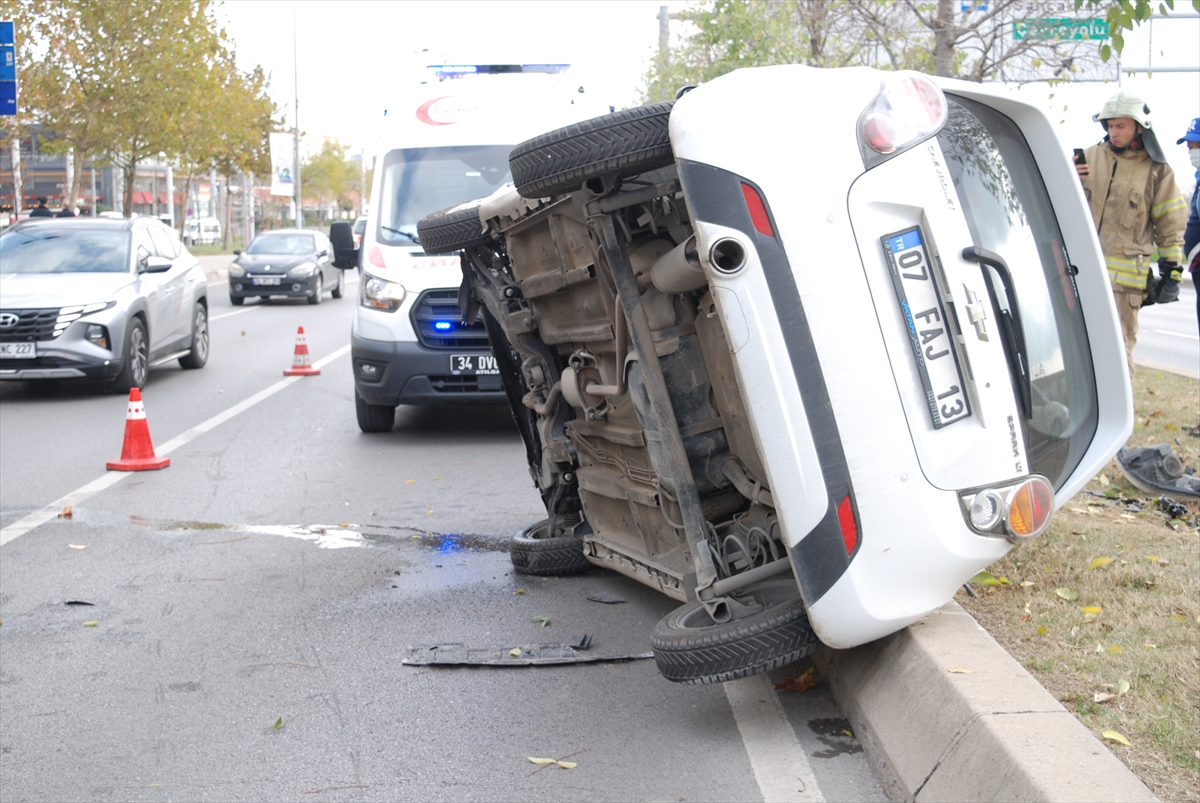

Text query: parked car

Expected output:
[418,66,1132,684]
[184,216,221,246]
[352,215,368,249]
[0,217,210,389]
[227,229,348,306]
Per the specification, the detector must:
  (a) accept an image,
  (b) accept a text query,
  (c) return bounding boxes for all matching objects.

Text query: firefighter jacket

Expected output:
[1081,141,1186,290]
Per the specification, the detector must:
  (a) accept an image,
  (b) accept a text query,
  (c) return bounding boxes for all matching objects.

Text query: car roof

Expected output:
[3,217,159,234]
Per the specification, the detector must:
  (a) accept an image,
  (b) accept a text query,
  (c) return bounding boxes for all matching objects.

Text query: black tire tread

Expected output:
[417,203,489,255]
[178,303,208,370]
[509,101,676,199]
[652,585,819,685]
[355,391,395,433]
[510,520,589,576]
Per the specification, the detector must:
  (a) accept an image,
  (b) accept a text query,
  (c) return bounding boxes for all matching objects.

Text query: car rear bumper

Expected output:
[351,333,505,407]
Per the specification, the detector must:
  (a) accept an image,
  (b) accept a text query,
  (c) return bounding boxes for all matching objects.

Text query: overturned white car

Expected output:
[418,65,1132,684]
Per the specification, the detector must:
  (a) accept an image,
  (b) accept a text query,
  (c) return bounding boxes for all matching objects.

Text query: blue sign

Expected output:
[0,21,14,45]
[0,81,15,116]
[0,45,15,81]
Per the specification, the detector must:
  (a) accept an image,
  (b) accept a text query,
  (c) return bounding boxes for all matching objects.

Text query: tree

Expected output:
[2,0,276,216]
[301,140,365,220]
[642,0,1200,100]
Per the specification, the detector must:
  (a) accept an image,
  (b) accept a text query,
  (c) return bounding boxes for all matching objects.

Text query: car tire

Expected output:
[112,317,149,392]
[417,203,489,255]
[510,519,589,576]
[355,390,395,433]
[178,303,209,369]
[331,270,345,299]
[509,101,676,199]
[651,577,820,685]
[230,294,244,306]
[308,274,323,305]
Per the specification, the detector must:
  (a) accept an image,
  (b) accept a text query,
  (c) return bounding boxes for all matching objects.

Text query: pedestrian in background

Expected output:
[1180,117,1200,332]
[1074,91,1186,378]
[28,196,53,217]
[56,205,76,218]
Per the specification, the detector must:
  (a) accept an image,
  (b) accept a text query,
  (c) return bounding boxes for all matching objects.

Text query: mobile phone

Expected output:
[1073,148,1087,165]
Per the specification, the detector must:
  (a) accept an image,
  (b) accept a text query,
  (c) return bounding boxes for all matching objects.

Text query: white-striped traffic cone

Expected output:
[283,326,320,376]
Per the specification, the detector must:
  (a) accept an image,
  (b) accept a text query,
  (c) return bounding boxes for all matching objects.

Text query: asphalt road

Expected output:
[0,273,885,802]
[1134,278,1199,377]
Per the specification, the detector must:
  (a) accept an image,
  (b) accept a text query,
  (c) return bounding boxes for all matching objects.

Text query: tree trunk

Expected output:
[932,0,958,77]
[122,159,138,218]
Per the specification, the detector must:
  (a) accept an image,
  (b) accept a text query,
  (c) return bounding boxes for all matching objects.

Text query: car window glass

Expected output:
[132,229,155,264]
[0,227,130,273]
[245,233,315,255]
[147,226,178,258]
[378,145,512,243]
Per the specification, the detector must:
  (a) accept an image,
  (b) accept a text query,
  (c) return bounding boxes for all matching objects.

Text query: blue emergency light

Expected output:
[434,321,453,331]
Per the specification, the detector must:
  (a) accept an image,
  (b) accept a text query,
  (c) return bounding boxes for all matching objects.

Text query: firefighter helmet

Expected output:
[1093,90,1153,129]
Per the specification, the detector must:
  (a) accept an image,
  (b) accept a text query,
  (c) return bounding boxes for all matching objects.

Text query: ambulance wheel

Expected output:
[651,577,820,685]
[509,101,676,199]
[510,519,589,576]
[417,203,489,255]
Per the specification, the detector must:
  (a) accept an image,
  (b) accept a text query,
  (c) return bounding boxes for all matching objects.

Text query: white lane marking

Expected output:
[210,307,260,321]
[1148,328,1200,341]
[725,673,825,802]
[0,344,351,547]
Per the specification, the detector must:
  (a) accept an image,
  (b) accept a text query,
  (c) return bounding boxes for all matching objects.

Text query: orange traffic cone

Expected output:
[106,388,170,471]
[283,326,320,376]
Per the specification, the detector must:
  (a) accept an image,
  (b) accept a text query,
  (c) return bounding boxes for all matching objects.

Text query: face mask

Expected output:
[1190,148,1200,169]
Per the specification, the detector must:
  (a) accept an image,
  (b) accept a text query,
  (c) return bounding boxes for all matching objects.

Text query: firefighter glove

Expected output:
[1154,262,1181,304]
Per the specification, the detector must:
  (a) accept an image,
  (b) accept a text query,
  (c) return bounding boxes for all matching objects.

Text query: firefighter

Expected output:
[1074,90,1186,375]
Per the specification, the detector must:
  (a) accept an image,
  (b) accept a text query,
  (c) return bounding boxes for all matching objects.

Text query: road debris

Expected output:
[402,643,652,667]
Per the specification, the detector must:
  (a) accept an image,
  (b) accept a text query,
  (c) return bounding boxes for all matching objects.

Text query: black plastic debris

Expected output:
[569,633,592,650]
[586,592,627,604]
[1158,496,1188,519]
[64,600,95,606]
[1117,444,1200,499]
[402,643,651,667]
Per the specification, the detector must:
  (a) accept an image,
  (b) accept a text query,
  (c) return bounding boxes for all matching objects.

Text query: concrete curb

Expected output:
[812,601,1158,802]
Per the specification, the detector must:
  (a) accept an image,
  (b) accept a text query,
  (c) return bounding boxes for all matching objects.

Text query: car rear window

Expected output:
[0,227,130,273]
[937,94,1098,490]
[246,233,314,255]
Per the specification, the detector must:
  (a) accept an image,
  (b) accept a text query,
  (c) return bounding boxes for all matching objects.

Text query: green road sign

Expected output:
[1013,17,1109,40]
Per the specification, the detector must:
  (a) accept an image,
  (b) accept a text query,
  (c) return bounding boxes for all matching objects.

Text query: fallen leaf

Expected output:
[274,717,284,731]
[514,589,526,595]
[1143,643,1157,649]
[58,506,73,519]
[949,668,974,674]
[427,509,433,515]
[970,571,1009,586]
[67,544,87,550]
[1144,555,1159,563]
[1086,557,1113,570]
[405,479,416,484]
[1020,580,1037,587]
[339,523,349,528]
[1157,558,1169,567]
[533,615,551,627]
[1021,612,1032,623]
[525,757,556,765]
[841,729,854,738]
[774,668,817,694]
[557,761,577,769]
[1108,645,1124,654]
[1102,730,1131,746]
[1169,614,1187,621]
[509,647,523,657]
[1036,626,1048,635]
[1118,679,1130,695]
[1096,473,1110,487]
[1081,606,1103,617]
[1055,588,1080,601]
[82,620,100,627]
[1094,692,1116,703]
[1164,423,1179,431]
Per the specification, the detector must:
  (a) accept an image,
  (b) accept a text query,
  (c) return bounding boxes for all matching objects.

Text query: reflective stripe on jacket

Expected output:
[1082,142,1186,288]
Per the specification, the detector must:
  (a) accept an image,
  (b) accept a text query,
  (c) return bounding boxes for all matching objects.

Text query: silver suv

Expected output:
[420,66,1131,684]
[0,217,209,390]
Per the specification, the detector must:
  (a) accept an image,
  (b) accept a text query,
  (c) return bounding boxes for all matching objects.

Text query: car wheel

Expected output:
[112,317,149,392]
[178,303,209,369]
[651,577,820,685]
[509,101,676,199]
[510,519,589,576]
[417,202,490,255]
[331,269,345,299]
[307,274,323,305]
[230,294,244,306]
[354,390,395,432]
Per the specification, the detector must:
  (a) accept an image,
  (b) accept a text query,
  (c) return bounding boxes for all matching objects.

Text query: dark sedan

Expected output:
[228,229,347,306]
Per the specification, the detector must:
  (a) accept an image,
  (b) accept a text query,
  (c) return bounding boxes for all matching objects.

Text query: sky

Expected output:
[215,1,1199,186]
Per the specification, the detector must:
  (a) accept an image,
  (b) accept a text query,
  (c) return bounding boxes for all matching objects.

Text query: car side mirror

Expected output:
[233,249,242,256]
[329,221,358,270]
[140,255,174,274]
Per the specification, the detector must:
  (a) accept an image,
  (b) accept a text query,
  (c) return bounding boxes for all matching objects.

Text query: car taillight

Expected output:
[959,475,1054,544]
[858,72,948,168]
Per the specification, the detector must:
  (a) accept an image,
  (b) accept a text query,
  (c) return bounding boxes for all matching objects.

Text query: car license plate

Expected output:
[0,342,36,359]
[450,354,499,376]
[881,227,971,429]
[251,276,281,286]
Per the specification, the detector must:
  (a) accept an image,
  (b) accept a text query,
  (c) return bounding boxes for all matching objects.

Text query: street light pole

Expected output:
[293,3,301,228]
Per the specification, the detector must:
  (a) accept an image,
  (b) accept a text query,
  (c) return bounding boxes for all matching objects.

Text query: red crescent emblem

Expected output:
[415,97,455,126]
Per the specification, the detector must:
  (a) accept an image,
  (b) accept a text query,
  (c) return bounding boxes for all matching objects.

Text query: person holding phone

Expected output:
[1075,91,1187,377]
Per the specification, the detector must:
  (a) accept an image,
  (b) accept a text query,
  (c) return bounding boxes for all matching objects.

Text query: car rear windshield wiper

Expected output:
[962,246,1032,419]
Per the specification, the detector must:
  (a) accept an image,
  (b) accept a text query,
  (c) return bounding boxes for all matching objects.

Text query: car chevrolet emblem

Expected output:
[963,285,989,341]
[0,312,18,328]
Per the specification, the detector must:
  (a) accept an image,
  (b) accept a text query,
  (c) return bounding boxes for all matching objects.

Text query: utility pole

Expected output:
[165,160,174,227]
[292,3,302,228]
[10,137,20,219]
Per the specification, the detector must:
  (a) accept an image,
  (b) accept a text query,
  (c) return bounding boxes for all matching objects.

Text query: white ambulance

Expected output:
[349,64,609,432]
